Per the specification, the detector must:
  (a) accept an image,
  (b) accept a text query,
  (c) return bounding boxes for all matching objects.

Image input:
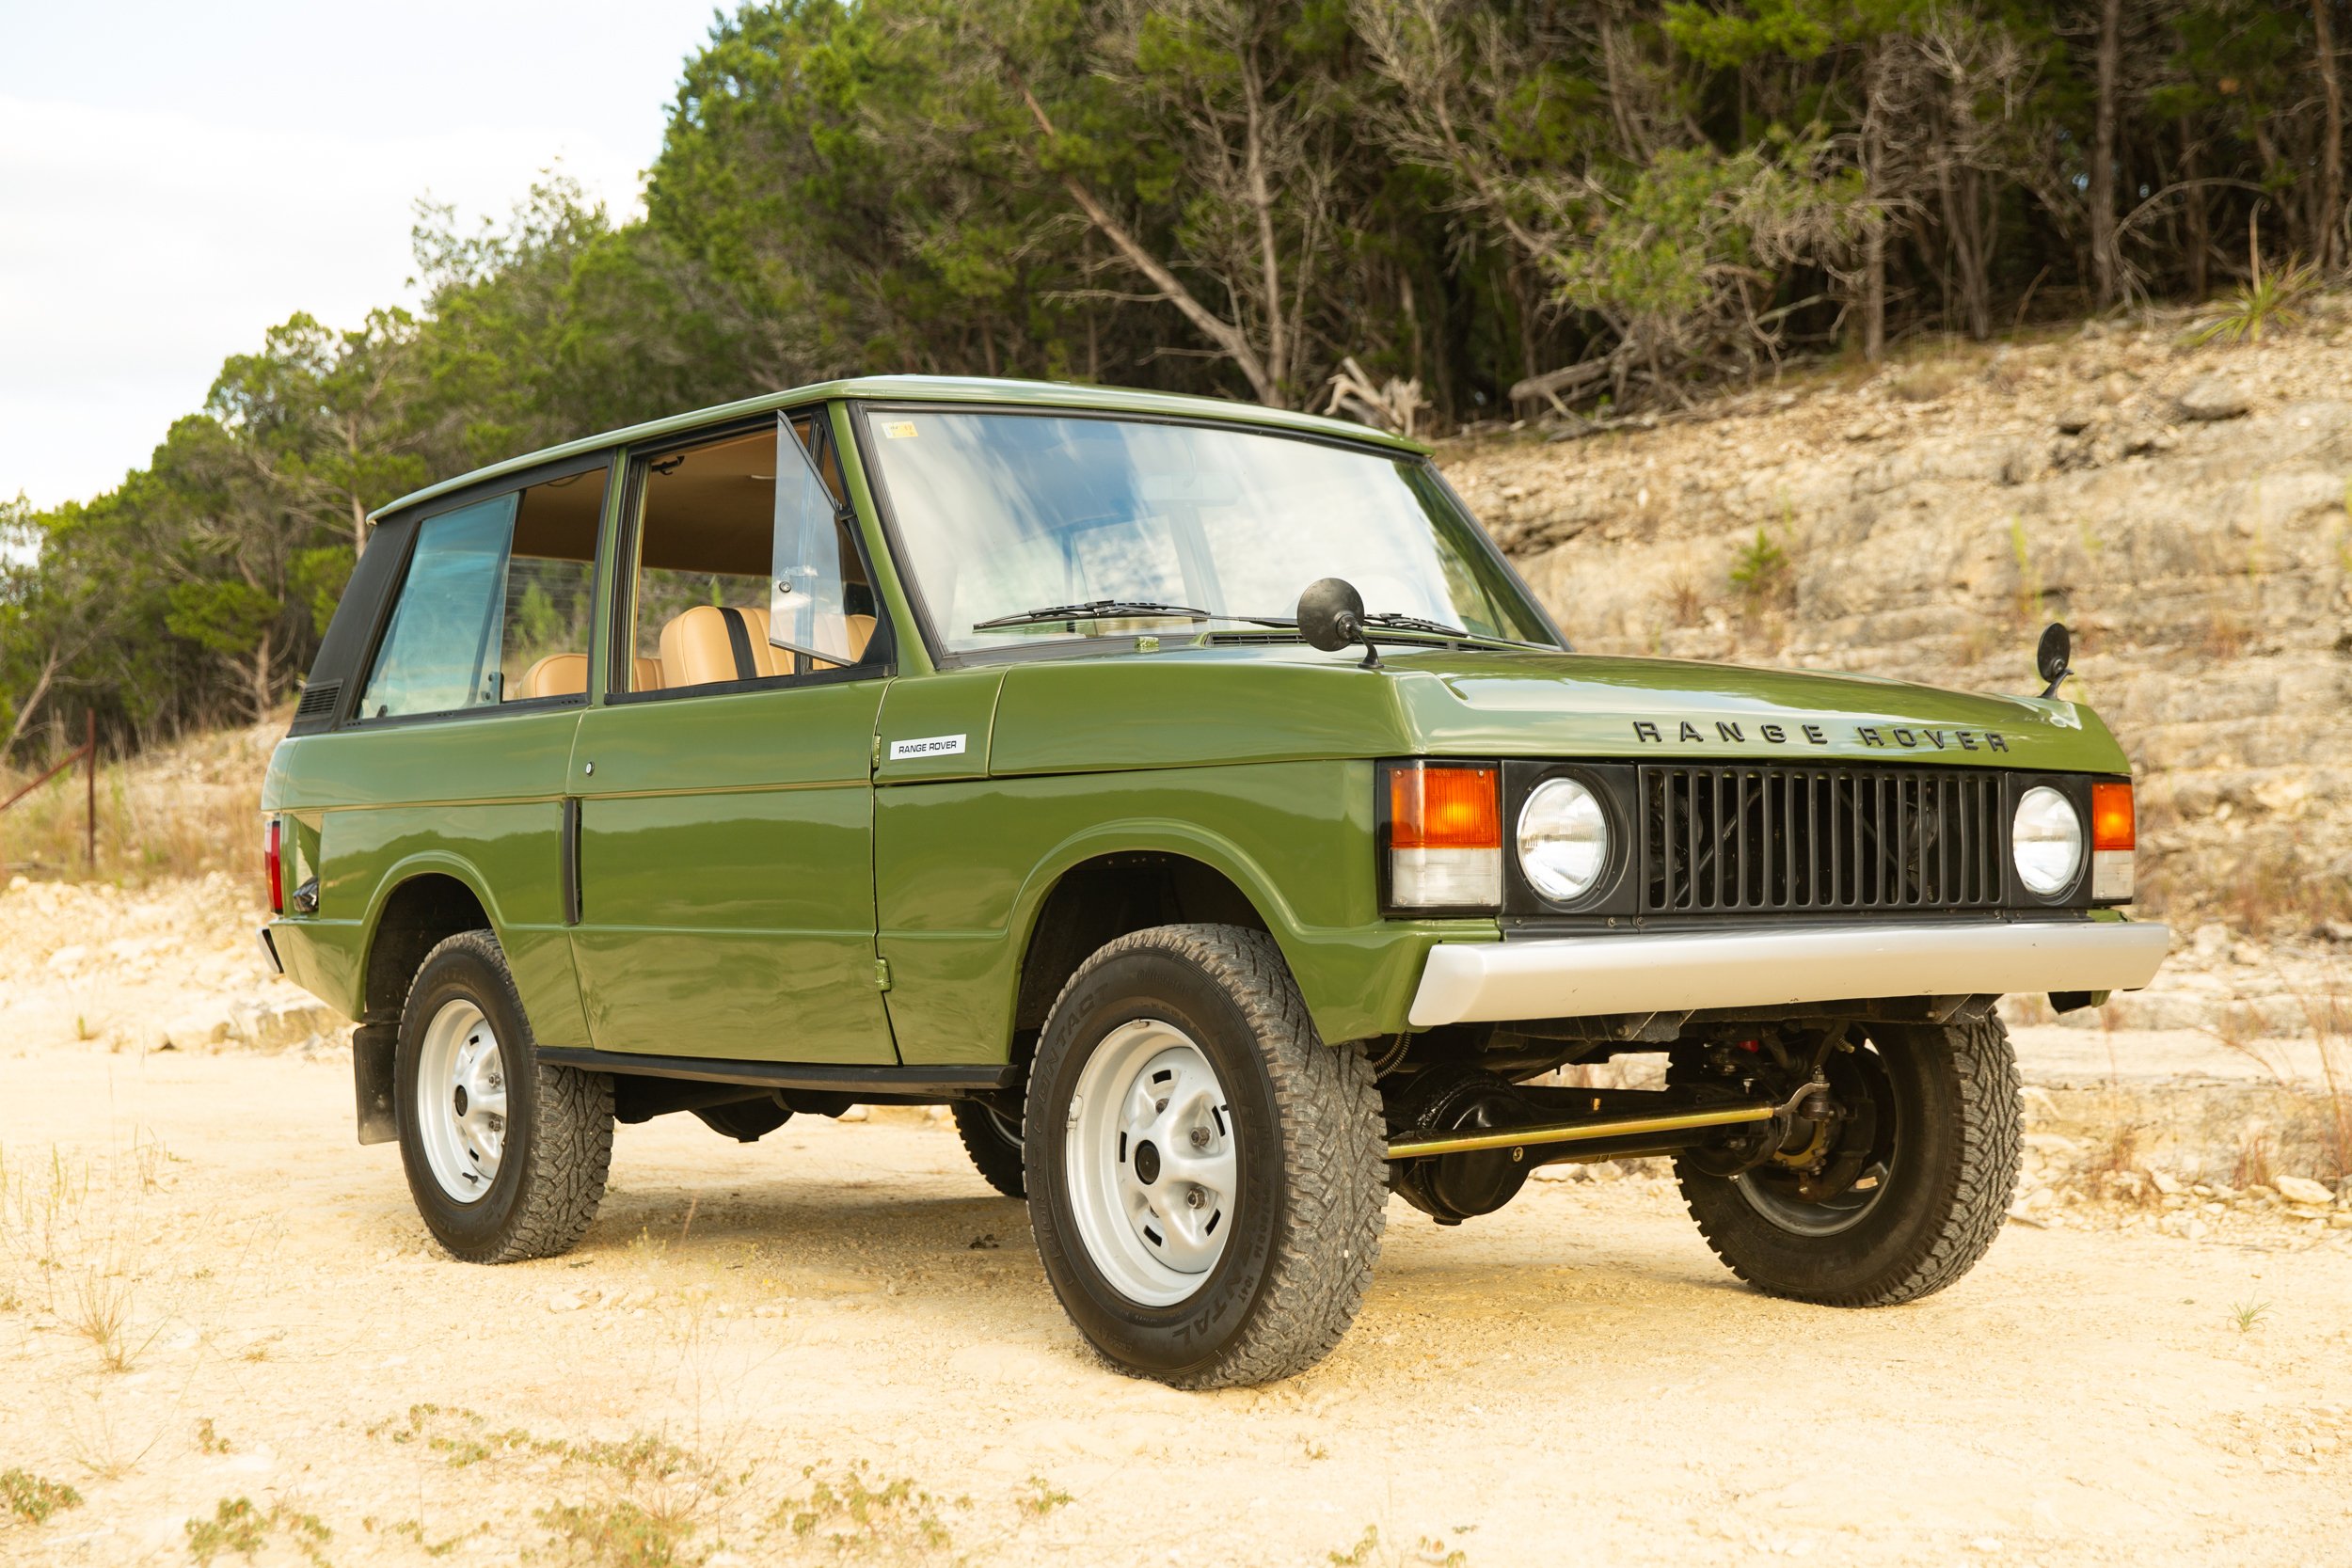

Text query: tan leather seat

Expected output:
[659,605,789,689]
[523,652,670,697]
[520,653,587,698]
[656,607,878,689]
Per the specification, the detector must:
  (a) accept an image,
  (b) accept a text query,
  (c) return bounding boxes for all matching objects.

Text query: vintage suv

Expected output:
[261,377,2169,1386]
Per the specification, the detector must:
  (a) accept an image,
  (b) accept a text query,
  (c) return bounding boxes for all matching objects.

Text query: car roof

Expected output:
[372,374,1430,524]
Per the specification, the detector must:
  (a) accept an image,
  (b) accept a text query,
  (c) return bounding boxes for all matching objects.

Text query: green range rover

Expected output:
[261,376,2169,1387]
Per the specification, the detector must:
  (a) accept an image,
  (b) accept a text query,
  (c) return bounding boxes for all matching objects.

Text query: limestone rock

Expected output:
[2177,377,2249,420]
[2274,1174,2335,1207]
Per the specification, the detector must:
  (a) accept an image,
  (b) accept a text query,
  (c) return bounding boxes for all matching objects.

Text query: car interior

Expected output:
[500,469,606,703]
[513,420,878,701]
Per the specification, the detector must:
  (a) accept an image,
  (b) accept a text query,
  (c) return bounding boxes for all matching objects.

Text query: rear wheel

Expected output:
[395,930,613,1263]
[1025,925,1386,1388]
[1671,1016,2021,1307]
[951,1101,1027,1199]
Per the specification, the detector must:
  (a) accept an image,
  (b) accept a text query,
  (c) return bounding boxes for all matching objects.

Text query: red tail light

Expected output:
[265,818,284,915]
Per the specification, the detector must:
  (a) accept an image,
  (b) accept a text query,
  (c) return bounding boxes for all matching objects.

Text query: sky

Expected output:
[0,0,728,511]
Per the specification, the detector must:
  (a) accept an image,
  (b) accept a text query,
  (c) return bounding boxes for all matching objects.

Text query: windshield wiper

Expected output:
[972,599,1214,632]
[1359,611,1467,637]
[1233,612,1546,660]
[1242,611,1475,640]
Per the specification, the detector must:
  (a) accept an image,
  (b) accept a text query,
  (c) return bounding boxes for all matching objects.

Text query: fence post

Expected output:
[85,711,95,873]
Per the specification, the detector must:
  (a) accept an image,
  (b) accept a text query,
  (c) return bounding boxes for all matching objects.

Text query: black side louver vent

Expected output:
[294,681,342,721]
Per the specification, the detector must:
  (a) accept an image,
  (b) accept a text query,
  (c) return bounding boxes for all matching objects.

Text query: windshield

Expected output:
[859,410,1557,655]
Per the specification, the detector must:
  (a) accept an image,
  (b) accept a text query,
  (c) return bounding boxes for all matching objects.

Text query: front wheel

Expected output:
[1672,1015,2022,1307]
[1025,925,1387,1388]
[395,930,614,1264]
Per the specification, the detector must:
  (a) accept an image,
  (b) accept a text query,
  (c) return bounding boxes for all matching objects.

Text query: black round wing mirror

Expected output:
[2036,621,2071,696]
[1296,577,1367,653]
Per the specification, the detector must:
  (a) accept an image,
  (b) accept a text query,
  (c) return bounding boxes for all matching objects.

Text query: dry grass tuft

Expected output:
[1660,569,1708,628]
[2089,1119,2143,1177]
[2234,1128,2275,1190]
[66,1265,150,1372]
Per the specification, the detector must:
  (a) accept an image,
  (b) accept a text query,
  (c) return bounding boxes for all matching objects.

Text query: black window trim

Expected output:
[601,403,897,707]
[342,451,614,731]
[843,398,1565,672]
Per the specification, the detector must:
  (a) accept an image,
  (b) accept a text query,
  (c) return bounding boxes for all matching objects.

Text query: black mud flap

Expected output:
[353,1022,398,1145]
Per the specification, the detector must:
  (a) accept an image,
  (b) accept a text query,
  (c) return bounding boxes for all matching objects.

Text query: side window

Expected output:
[499,471,603,701]
[623,415,879,693]
[358,467,605,721]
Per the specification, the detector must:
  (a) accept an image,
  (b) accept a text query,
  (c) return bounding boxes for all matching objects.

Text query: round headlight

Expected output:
[1518,778,1611,903]
[2011,785,2085,895]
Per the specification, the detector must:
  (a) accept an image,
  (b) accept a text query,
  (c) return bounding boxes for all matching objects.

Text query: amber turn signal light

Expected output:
[2090,782,2135,851]
[1385,762,1502,911]
[1389,763,1501,849]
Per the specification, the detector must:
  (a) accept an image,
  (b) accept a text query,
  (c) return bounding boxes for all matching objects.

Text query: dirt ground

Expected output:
[4,873,2351,1565]
[2,1027,2348,1568]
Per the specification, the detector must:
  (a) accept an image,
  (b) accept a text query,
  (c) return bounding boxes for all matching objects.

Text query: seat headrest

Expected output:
[520,652,587,699]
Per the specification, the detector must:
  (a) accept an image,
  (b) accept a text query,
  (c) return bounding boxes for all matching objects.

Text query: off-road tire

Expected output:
[951,1101,1027,1199]
[1673,1016,2021,1307]
[395,930,614,1263]
[1025,924,1387,1388]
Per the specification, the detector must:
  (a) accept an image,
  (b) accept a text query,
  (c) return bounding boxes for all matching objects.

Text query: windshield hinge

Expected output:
[873,958,893,992]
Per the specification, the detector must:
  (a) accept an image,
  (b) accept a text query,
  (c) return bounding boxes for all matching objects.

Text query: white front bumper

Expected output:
[1406,919,2172,1028]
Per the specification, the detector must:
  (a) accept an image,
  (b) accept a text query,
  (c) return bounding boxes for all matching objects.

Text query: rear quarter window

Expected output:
[358,467,606,721]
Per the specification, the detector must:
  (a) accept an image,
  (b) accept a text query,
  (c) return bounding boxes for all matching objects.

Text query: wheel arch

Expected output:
[358,858,503,1022]
[1006,827,1294,1063]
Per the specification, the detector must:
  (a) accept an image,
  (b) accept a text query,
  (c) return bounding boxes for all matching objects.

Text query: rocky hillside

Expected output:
[1442,296,2352,941]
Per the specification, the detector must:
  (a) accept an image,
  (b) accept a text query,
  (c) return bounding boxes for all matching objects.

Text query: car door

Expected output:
[565,410,899,1065]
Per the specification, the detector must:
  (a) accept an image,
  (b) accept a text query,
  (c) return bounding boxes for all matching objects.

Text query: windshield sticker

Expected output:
[882,421,918,439]
[889,734,966,760]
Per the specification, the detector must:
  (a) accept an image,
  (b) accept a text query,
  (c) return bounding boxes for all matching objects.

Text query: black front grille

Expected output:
[1639,764,2004,913]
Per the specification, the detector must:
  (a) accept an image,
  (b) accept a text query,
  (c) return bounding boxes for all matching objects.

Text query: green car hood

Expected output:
[1390,649,2124,770]
[985,644,2128,776]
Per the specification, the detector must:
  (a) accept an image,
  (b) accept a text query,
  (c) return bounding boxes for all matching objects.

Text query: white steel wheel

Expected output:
[415,997,507,1203]
[1064,1019,1238,1307]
